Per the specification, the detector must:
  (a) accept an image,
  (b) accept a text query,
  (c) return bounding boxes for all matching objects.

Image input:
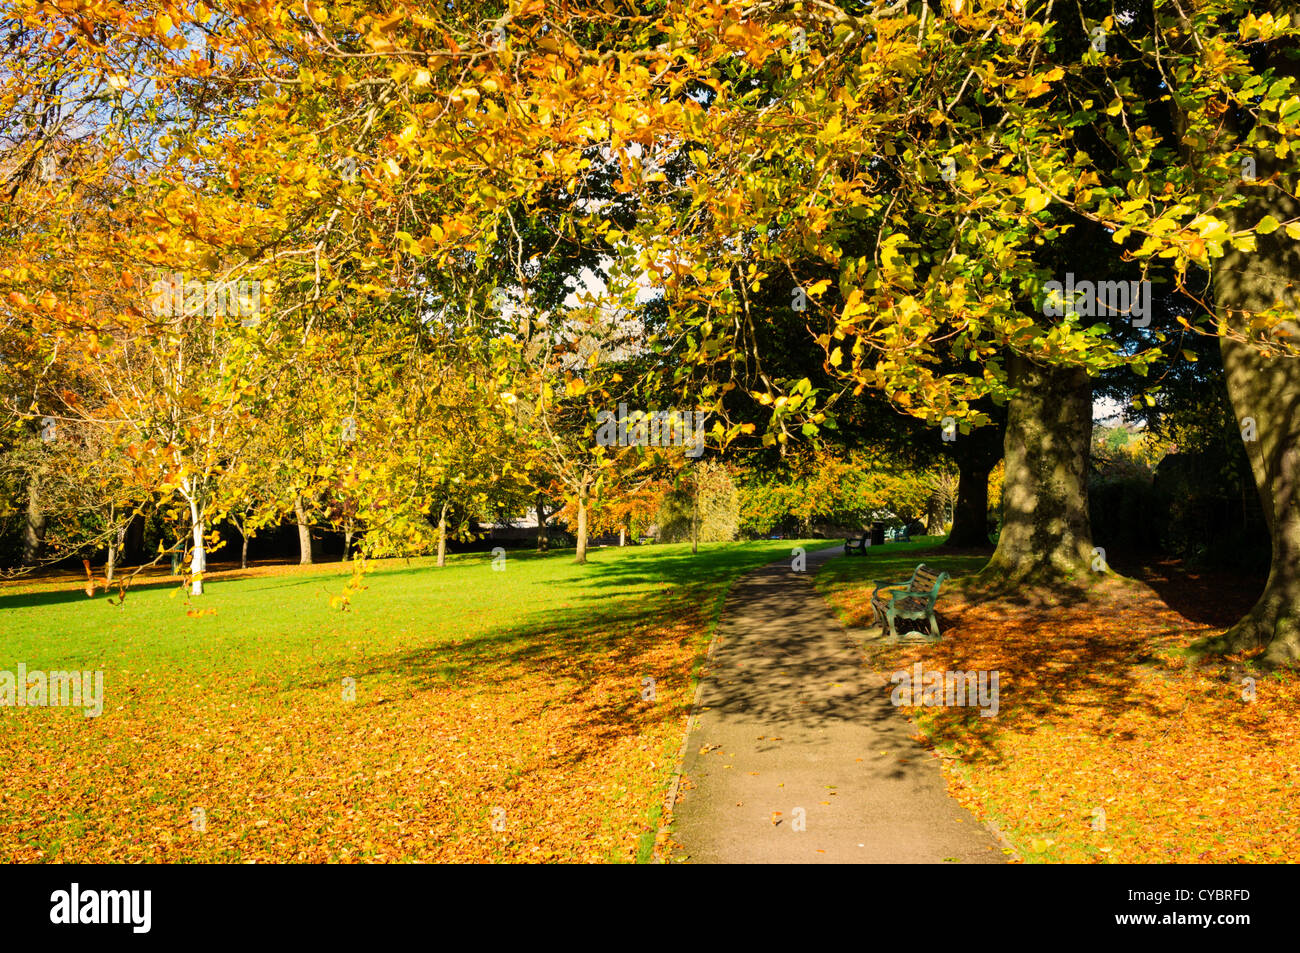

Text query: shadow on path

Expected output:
[669,546,1005,864]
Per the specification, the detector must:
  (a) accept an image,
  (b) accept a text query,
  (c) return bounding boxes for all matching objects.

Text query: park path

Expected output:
[667,545,1006,863]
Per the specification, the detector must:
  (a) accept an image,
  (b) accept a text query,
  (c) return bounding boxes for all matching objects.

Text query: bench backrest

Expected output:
[908,565,948,600]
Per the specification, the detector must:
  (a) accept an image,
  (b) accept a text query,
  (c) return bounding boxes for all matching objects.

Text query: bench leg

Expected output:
[927,612,941,640]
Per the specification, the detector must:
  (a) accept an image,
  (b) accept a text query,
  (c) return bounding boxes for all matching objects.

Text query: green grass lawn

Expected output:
[0,539,816,863]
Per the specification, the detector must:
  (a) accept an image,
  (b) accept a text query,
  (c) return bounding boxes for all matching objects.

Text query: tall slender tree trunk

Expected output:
[984,354,1094,583]
[436,501,449,567]
[343,525,354,561]
[691,478,700,555]
[188,498,206,595]
[21,477,44,566]
[294,495,313,565]
[1212,162,1300,664]
[536,495,550,552]
[105,515,125,583]
[575,478,589,564]
[241,532,249,570]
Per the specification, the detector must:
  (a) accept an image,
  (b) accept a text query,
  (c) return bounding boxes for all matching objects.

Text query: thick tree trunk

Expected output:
[946,459,993,548]
[942,405,1003,549]
[294,495,313,565]
[436,502,448,567]
[984,354,1094,583]
[575,478,589,564]
[923,489,945,536]
[21,478,44,566]
[1212,167,1300,664]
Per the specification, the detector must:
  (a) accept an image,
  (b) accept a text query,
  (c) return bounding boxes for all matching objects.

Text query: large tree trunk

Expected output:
[293,495,313,565]
[946,459,993,548]
[943,404,1003,549]
[924,488,946,536]
[21,477,44,566]
[984,354,1094,583]
[575,478,589,564]
[436,502,448,567]
[1212,166,1300,664]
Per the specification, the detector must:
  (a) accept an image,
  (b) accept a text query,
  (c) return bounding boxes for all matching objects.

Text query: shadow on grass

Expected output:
[293,542,824,753]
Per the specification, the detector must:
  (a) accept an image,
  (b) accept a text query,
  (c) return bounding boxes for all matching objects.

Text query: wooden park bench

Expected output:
[870,564,949,640]
[844,534,869,555]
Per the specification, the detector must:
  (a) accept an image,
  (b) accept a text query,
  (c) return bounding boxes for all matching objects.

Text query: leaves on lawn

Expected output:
[826,564,1300,863]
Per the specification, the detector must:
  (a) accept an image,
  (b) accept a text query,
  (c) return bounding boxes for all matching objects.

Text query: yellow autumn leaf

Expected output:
[841,289,868,319]
[1023,188,1049,213]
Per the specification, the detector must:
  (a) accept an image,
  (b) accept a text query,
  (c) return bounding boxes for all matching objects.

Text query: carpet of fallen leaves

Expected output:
[0,625,700,863]
[826,562,1300,863]
[0,547,789,863]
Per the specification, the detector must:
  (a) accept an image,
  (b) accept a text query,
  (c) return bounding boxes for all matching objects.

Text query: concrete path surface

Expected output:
[667,545,1006,863]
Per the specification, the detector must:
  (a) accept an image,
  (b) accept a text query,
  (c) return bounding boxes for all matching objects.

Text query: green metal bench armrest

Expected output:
[871,579,914,599]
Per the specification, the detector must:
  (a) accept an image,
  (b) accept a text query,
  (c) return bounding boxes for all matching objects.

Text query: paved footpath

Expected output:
[668,545,1006,863]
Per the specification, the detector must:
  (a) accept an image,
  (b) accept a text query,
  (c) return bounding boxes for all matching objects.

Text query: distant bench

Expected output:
[843,525,910,554]
[870,564,949,641]
[844,535,868,555]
